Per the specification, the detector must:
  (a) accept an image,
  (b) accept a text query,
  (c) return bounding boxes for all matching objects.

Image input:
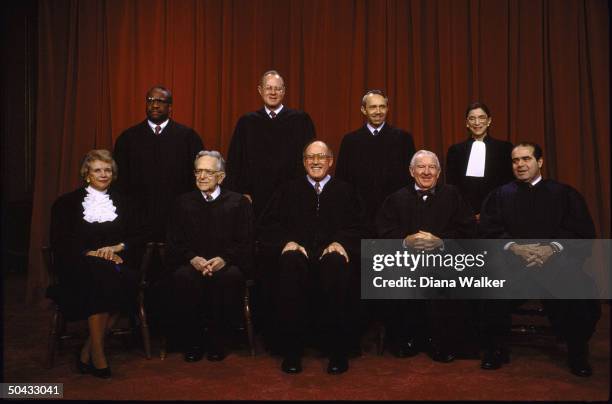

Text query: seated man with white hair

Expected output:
[377,149,477,362]
[166,150,254,363]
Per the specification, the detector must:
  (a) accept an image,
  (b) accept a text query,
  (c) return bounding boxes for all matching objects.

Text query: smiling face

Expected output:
[303,141,333,182]
[258,74,285,110]
[361,93,388,128]
[512,145,543,183]
[466,107,492,139]
[410,154,441,190]
[86,160,114,191]
[194,155,225,193]
[145,87,172,124]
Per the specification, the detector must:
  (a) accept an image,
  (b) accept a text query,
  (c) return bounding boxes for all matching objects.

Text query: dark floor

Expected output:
[3,272,610,401]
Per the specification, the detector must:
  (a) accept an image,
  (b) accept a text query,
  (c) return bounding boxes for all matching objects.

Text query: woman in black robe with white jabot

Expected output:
[50,149,148,378]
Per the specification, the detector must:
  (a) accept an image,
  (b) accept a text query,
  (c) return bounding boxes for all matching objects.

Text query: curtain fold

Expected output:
[28,0,610,302]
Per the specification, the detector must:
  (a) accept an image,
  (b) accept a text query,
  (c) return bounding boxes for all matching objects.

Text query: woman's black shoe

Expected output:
[75,356,91,374]
[90,366,112,379]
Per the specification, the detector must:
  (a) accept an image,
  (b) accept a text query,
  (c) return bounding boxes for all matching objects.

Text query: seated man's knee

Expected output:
[320,252,348,270]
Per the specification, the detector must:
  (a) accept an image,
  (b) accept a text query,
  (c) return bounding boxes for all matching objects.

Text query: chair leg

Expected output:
[45,306,61,369]
[377,324,386,356]
[244,287,255,356]
[137,296,152,359]
[160,335,167,360]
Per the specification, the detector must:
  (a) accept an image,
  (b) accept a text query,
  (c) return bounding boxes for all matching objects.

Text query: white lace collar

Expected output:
[82,186,118,223]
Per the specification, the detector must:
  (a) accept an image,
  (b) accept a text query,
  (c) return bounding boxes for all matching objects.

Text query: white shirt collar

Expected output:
[367,122,385,135]
[307,174,331,191]
[530,175,542,186]
[265,105,284,117]
[201,185,221,202]
[148,119,170,133]
[414,183,435,192]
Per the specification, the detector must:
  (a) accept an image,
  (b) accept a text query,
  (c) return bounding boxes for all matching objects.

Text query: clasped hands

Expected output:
[86,243,124,264]
[509,243,555,268]
[282,241,349,263]
[190,256,226,276]
[404,231,443,251]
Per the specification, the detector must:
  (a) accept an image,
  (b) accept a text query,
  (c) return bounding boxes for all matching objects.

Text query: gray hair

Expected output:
[194,150,226,172]
[361,89,388,107]
[410,150,440,170]
[80,149,118,181]
[259,70,285,88]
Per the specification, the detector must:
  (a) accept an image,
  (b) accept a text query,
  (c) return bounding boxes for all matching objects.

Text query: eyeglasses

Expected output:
[467,115,489,123]
[304,154,332,162]
[90,168,113,175]
[146,97,171,105]
[261,86,285,93]
[194,169,221,178]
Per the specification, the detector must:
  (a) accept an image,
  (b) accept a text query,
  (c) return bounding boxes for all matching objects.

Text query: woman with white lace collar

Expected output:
[50,149,148,379]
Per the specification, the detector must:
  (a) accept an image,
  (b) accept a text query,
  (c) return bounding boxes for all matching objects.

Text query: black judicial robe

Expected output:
[114,119,203,240]
[166,189,254,275]
[336,124,416,234]
[377,184,477,240]
[257,177,364,259]
[445,135,514,214]
[50,188,149,319]
[479,179,595,240]
[224,108,316,218]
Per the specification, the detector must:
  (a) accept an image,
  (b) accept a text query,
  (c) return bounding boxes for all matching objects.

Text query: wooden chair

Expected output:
[150,242,256,359]
[43,245,153,369]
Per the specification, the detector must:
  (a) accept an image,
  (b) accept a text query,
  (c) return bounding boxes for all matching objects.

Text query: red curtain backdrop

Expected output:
[28,0,610,302]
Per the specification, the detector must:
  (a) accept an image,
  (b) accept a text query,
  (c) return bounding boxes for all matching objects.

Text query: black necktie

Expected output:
[205,194,213,202]
[373,129,379,136]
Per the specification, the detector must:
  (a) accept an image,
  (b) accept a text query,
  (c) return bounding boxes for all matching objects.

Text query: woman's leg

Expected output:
[88,312,110,369]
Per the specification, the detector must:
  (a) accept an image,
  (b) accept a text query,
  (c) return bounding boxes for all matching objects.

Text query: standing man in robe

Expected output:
[377,150,476,361]
[479,142,600,377]
[224,70,316,219]
[258,141,364,375]
[114,85,203,241]
[445,101,514,221]
[336,89,416,236]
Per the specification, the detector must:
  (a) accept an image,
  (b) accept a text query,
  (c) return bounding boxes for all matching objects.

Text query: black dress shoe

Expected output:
[207,350,227,362]
[90,366,112,379]
[429,348,456,363]
[75,355,91,374]
[327,357,349,375]
[392,339,419,358]
[184,346,204,362]
[481,347,510,370]
[281,357,302,374]
[568,354,593,377]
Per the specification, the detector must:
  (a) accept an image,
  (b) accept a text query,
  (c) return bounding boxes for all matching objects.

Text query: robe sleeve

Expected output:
[166,199,199,267]
[222,196,255,273]
[376,195,406,239]
[113,132,130,195]
[225,117,250,195]
[50,193,86,266]
[332,186,366,256]
[256,186,291,255]
[479,188,511,239]
[440,189,477,239]
[445,144,461,186]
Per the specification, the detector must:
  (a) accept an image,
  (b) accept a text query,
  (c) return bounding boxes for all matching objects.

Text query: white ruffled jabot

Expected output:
[82,186,118,223]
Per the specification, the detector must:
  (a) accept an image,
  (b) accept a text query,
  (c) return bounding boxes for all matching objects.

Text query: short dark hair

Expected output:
[514,141,543,160]
[465,101,491,118]
[147,85,173,104]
